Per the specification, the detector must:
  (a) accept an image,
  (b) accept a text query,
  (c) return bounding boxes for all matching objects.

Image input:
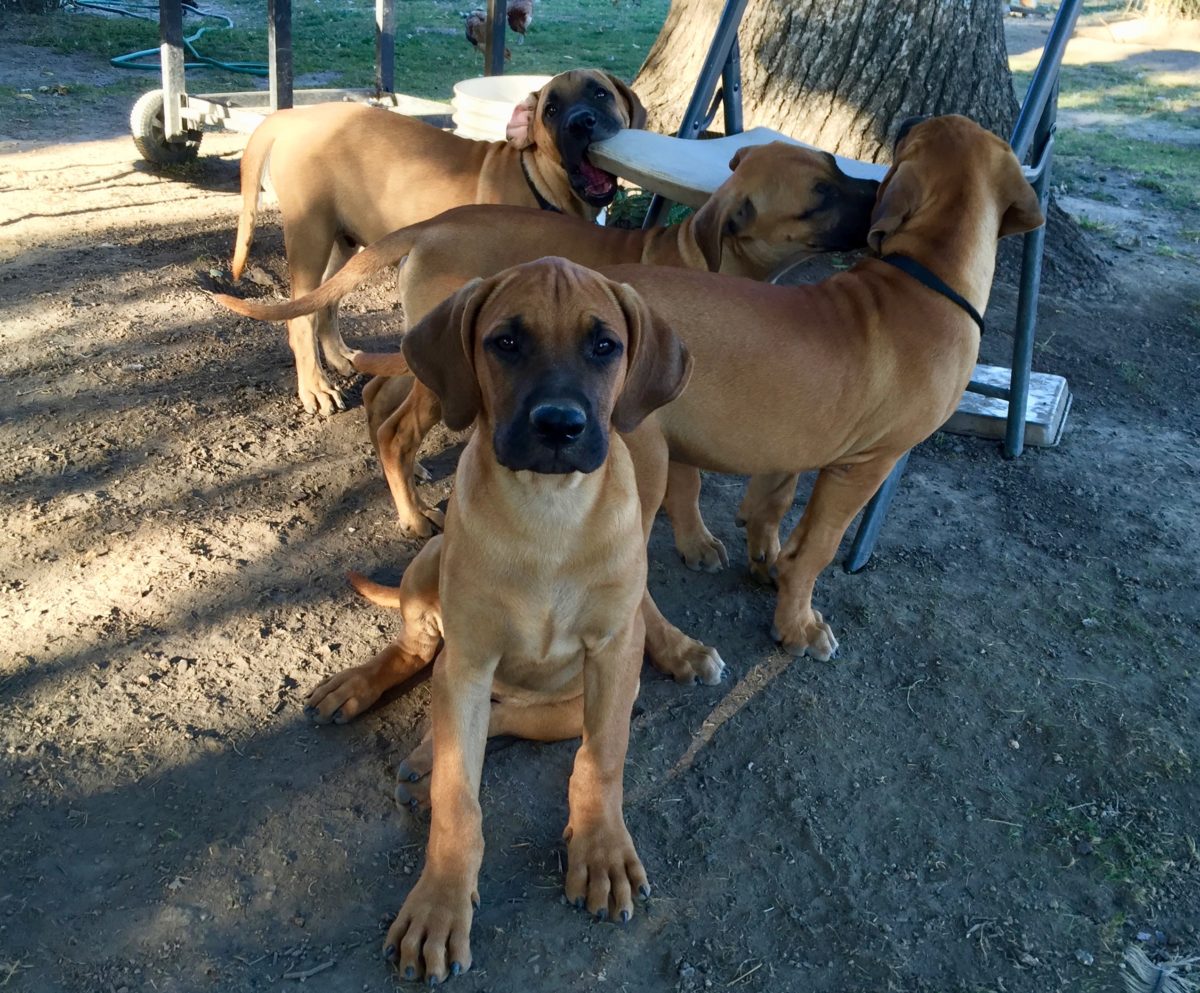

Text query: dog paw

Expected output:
[674,528,728,573]
[383,872,477,983]
[651,636,725,686]
[393,738,434,812]
[413,460,433,483]
[396,505,445,539]
[747,553,777,587]
[770,609,839,661]
[325,347,360,377]
[304,664,389,723]
[563,821,649,923]
[298,380,345,417]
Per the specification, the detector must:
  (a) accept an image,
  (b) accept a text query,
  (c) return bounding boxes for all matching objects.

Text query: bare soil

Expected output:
[2,26,1199,993]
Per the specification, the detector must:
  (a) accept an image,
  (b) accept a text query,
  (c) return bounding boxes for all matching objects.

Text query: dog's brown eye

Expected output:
[595,88,611,100]
[495,334,518,352]
[815,181,837,199]
[545,103,558,118]
[593,338,617,357]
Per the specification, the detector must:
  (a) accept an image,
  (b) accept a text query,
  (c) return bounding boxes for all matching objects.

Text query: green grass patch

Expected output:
[6,0,667,100]
[1056,62,1200,124]
[1031,795,1187,910]
[1054,129,1200,212]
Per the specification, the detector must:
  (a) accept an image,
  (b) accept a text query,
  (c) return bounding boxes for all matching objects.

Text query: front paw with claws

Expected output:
[771,607,839,661]
[674,527,728,573]
[383,872,477,984]
[563,821,649,923]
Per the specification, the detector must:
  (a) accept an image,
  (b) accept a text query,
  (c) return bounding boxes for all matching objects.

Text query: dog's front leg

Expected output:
[662,461,728,572]
[771,458,898,660]
[736,472,800,585]
[563,615,650,922]
[384,649,494,983]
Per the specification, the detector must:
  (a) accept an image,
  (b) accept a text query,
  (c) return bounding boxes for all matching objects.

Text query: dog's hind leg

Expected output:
[304,537,443,723]
[736,472,800,585]
[284,217,345,415]
[395,696,584,810]
[770,458,899,660]
[662,461,728,572]
[378,379,446,537]
[641,590,726,686]
[315,237,360,376]
[623,425,726,686]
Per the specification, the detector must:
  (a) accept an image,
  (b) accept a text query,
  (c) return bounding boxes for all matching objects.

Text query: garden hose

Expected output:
[68,0,268,76]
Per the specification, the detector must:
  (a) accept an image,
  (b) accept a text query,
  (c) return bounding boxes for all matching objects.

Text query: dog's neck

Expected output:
[514,148,600,223]
[453,428,637,539]
[878,206,1003,318]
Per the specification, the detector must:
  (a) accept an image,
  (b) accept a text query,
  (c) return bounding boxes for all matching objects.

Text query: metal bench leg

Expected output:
[643,0,748,229]
[1005,88,1056,458]
[843,451,910,574]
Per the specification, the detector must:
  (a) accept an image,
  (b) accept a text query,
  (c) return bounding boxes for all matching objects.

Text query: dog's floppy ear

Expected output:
[402,277,491,430]
[603,72,647,130]
[689,150,760,271]
[867,161,922,255]
[999,169,1045,238]
[691,191,756,273]
[505,91,539,149]
[609,282,693,432]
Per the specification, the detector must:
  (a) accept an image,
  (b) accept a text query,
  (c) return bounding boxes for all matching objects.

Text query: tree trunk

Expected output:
[634,0,1017,164]
[635,0,1105,289]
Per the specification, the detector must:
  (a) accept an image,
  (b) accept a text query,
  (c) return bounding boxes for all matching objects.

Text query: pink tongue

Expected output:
[579,158,615,195]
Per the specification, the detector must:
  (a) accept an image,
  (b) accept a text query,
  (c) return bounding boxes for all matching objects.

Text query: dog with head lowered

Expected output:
[229,69,645,415]
[216,142,880,538]
[301,257,692,982]
[607,115,1046,662]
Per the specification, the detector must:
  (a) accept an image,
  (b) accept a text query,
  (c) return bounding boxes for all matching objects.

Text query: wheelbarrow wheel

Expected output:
[130,89,202,165]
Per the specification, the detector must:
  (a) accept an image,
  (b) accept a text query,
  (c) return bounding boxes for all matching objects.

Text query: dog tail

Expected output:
[351,350,412,377]
[347,570,404,609]
[231,113,287,281]
[215,223,424,323]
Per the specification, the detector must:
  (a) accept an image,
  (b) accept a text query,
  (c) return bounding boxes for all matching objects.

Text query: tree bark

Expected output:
[635,0,1105,289]
[634,0,1017,163]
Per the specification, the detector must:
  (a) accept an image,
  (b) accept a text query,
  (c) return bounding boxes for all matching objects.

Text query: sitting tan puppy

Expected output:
[304,258,692,982]
[216,143,879,536]
[229,69,645,415]
[603,115,1045,660]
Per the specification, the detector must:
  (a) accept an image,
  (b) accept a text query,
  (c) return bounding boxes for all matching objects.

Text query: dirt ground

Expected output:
[2,17,1199,993]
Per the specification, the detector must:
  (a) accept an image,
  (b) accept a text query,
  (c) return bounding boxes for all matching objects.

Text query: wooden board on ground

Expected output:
[945,364,1072,447]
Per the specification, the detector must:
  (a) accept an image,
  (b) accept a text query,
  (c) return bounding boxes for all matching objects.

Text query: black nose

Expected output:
[567,108,597,137]
[530,402,586,445]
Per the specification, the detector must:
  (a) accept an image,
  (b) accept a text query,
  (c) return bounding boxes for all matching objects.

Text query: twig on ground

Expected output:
[282,960,334,981]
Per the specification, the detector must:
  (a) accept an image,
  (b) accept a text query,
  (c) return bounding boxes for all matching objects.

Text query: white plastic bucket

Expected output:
[452,74,552,142]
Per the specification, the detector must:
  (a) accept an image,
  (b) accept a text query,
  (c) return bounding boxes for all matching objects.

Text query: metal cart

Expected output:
[131,0,511,164]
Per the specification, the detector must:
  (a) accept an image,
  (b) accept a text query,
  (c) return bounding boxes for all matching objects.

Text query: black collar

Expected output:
[879,253,985,333]
[520,151,563,214]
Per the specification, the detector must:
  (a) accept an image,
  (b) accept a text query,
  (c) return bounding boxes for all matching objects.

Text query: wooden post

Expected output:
[376,0,395,94]
[484,0,505,77]
[158,0,186,139]
[268,0,294,112]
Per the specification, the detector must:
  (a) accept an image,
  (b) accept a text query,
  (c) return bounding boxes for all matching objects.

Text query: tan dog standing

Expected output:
[302,258,693,982]
[603,115,1045,660]
[217,143,879,536]
[229,69,645,415]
